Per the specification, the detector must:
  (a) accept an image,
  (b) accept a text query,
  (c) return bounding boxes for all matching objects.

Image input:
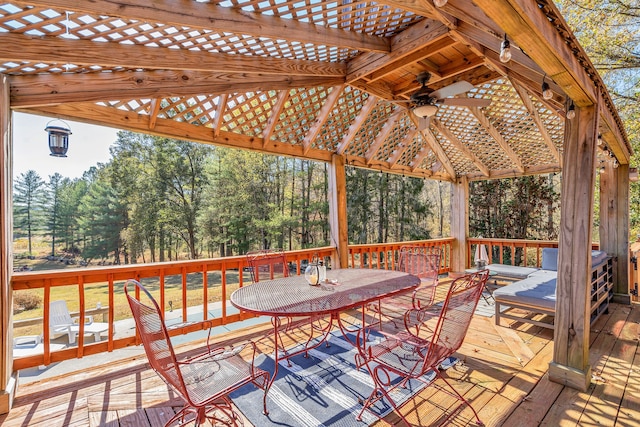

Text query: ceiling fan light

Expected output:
[413,104,438,118]
[500,35,511,63]
[433,0,448,6]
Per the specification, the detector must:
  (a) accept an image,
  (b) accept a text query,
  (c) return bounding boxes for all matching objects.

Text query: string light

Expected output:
[433,0,448,6]
[542,76,553,100]
[499,34,511,63]
[566,102,575,120]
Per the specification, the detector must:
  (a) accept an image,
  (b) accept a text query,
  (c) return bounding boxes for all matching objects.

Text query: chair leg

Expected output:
[435,370,484,426]
[356,363,414,427]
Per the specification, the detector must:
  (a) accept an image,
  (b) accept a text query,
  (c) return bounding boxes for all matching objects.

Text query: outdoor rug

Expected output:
[230,330,436,427]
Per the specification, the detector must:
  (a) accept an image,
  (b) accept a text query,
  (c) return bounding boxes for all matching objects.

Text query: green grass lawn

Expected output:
[13,258,249,337]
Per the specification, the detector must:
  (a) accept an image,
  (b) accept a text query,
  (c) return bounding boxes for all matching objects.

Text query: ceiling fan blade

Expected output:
[430,81,474,99]
[439,98,491,107]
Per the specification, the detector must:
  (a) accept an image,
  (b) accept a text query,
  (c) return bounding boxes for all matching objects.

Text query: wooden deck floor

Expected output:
[1,297,638,426]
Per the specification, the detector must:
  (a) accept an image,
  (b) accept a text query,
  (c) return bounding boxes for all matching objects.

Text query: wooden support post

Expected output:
[549,103,598,391]
[599,162,631,304]
[451,176,469,273]
[0,75,16,414]
[328,154,348,269]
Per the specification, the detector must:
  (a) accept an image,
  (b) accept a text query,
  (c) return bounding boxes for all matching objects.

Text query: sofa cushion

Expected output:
[493,270,558,309]
[486,263,539,279]
[541,248,558,271]
[541,248,608,272]
[591,250,608,267]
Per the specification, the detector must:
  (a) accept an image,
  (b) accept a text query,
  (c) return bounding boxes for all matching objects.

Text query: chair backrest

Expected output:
[398,246,441,308]
[246,249,290,282]
[423,270,489,371]
[124,279,189,401]
[49,300,74,329]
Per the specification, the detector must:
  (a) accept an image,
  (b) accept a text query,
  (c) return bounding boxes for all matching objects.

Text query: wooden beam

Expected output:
[211,94,228,138]
[407,114,456,178]
[262,91,290,147]
[0,33,346,78]
[0,74,17,415]
[600,162,631,303]
[9,72,345,108]
[328,154,349,269]
[465,164,561,181]
[451,22,566,113]
[469,106,524,173]
[472,0,596,106]
[18,0,390,53]
[549,103,599,392]
[364,37,458,83]
[347,18,449,83]
[451,175,469,273]
[388,128,418,168]
[432,118,490,177]
[599,104,631,163]
[19,103,336,164]
[147,99,161,130]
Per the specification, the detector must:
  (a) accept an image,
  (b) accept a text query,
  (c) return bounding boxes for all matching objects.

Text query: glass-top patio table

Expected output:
[230,268,420,400]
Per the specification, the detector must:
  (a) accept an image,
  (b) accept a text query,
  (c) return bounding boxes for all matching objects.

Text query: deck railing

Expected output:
[11,246,336,370]
[12,240,456,370]
[466,238,600,268]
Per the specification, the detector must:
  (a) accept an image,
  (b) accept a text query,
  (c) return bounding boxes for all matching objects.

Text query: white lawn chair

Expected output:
[49,300,109,344]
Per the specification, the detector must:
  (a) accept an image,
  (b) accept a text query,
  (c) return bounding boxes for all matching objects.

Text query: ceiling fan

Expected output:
[403,72,491,129]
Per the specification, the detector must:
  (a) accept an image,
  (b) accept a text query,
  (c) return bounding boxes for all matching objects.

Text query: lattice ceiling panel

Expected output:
[221,91,279,136]
[156,95,219,126]
[396,131,427,169]
[376,113,412,163]
[1,2,627,182]
[314,86,369,151]
[429,126,479,176]
[437,106,514,171]
[479,81,558,166]
[0,2,357,72]
[271,87,331,146]
[345,101,397,158]
[537,102,565,155]
[96,99,152,114]
[223,0,422,37]
[422,148,442,174]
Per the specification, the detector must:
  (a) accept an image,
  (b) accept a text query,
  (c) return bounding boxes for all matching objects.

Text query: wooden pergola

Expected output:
[0,0,633,412]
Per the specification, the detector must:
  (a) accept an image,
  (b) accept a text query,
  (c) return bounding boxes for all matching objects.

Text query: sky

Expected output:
[12,112,120,181]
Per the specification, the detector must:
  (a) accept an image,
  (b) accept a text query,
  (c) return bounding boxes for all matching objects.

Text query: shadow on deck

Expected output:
[1,298,638,427]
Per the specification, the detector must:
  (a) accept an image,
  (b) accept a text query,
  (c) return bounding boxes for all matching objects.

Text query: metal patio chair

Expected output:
[368,246,442,329]
[245,249,290,282]
[124,279,270,427]
[355,270,489,426]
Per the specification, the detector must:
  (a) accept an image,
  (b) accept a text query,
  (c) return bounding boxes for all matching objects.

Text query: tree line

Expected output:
[14,131,563,266]
[13,132,448,264]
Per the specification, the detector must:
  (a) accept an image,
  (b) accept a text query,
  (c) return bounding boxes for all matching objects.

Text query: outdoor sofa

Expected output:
[492,248,612,329]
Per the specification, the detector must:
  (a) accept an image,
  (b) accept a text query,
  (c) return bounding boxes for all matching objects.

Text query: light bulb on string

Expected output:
[499,34,511,63]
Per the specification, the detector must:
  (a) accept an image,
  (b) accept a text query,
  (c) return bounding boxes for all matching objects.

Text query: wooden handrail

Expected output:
[466,238,600,269]
[10,240,455,370]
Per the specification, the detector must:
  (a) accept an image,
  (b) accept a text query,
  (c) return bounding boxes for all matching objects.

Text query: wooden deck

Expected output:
[1,296,638,426]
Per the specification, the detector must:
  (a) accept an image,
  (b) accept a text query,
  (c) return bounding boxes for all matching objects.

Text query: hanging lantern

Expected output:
[45,119,72,157]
